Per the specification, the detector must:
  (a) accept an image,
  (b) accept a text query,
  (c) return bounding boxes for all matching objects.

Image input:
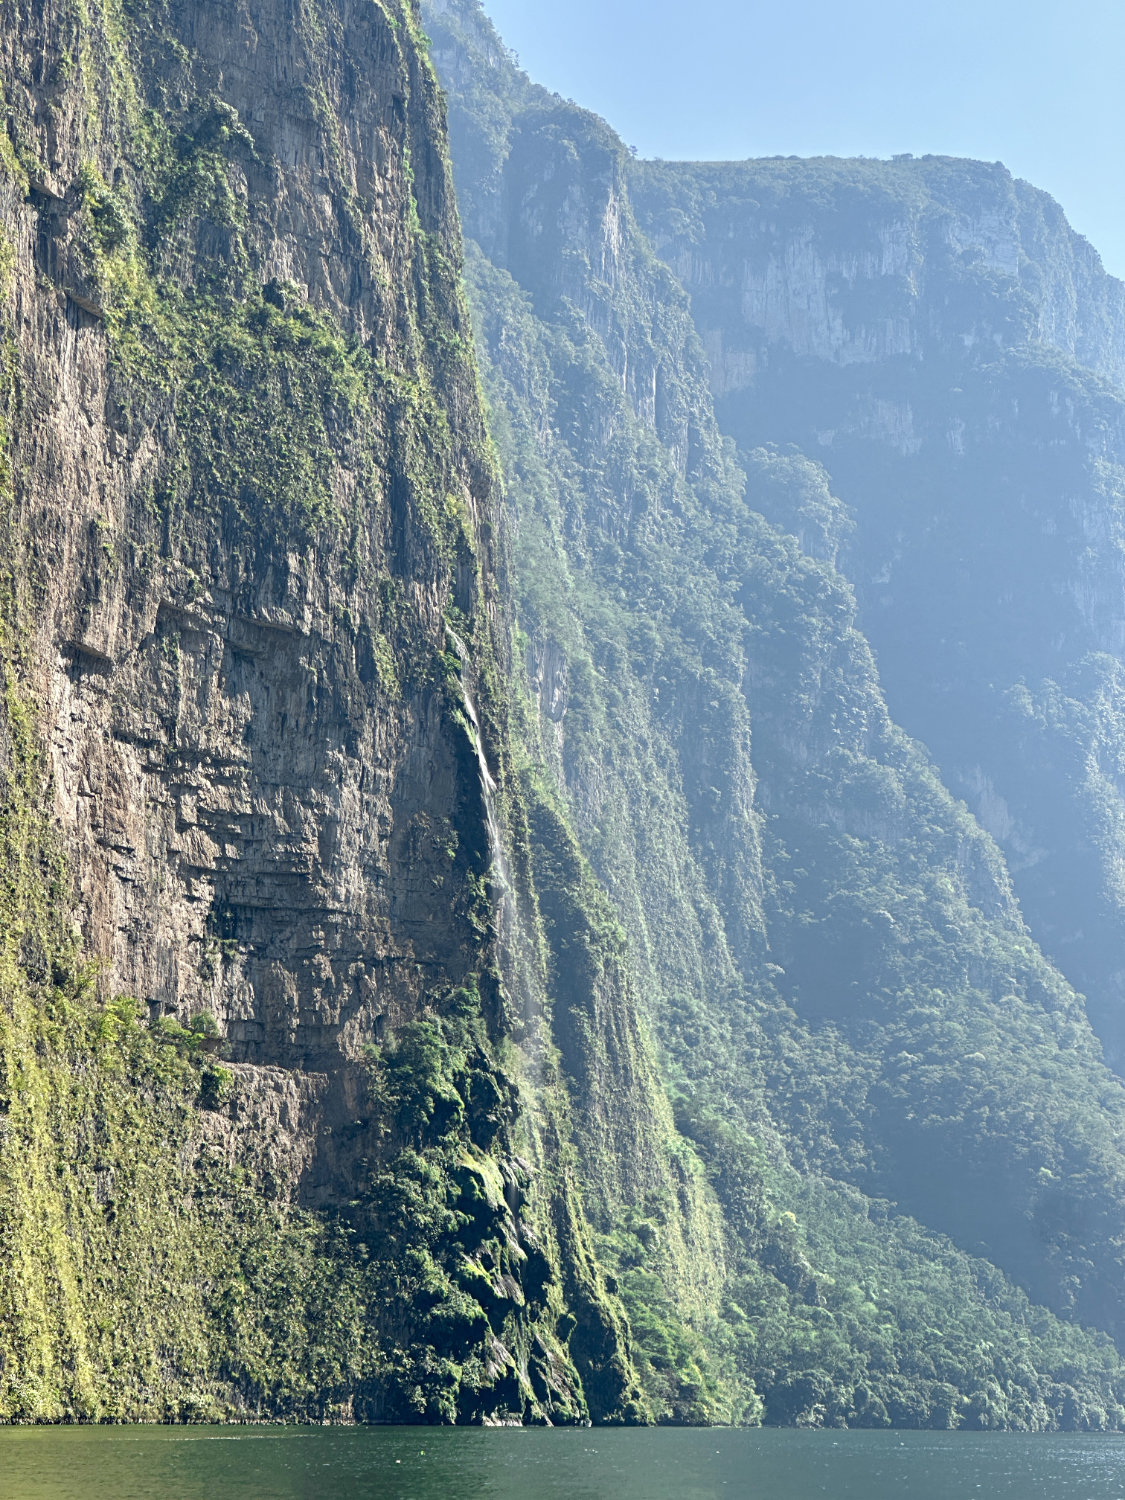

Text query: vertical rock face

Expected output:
[632,157,1125,1068]
[633,158,1125,390]
[11,0,1125,1434]
[0,0,656,1425]
[5,0,482,1067]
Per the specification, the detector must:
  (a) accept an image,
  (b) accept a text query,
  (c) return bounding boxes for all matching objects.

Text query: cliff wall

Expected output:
[427,0,1125,1431]
[9,0,1125,1432]
[0,0,652,1424]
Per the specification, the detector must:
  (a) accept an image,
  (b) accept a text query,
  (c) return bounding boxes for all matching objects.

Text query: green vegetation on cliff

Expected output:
[7,0,1125,1432]
[425,0,1125,1429]
[0,0,654,1425]
[631,154,1125,1076]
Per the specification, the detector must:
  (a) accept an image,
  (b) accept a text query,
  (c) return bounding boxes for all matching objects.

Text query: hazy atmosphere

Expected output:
[486,0,1125,277]
[4,0,1125,1492]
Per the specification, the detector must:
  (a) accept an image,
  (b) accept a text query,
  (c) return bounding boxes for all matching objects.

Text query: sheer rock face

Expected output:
[12,0,1125,1431]
[632,157,1125,393]
[0,0,653,1424]
[423,0,1125,1412]
[2,0,487,1086]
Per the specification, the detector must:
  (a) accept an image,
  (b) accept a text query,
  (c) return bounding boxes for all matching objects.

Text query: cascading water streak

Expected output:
[446,624,504,872]
[445,624,546,1077]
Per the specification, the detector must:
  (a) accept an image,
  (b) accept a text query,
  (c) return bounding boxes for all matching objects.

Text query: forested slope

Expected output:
[426,0,1125,1428]
[631,156,1125,1073]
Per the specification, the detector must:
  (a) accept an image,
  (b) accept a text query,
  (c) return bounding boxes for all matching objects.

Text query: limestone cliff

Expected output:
[633,158,1125,390]
[0,0,652,1424]
[9,0,1125,1434]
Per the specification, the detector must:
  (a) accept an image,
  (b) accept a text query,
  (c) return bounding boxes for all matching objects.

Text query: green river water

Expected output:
[2,1427,1125,1499]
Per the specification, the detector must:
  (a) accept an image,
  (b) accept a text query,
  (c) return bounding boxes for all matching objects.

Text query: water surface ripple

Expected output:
[3,1426,1125,1499]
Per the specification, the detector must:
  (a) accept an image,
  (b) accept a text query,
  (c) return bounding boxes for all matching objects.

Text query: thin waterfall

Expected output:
[446,624,508,893]
[444,625,548,1094]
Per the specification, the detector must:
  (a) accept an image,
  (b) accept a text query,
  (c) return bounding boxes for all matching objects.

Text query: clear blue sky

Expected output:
[481,0,1125,280]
